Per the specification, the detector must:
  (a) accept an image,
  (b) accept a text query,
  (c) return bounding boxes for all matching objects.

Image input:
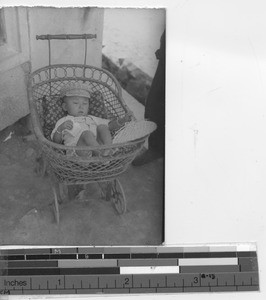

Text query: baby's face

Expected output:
[63,96,90,117]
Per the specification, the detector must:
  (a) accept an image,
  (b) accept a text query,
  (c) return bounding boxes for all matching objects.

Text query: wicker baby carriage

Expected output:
[28,34,156,223]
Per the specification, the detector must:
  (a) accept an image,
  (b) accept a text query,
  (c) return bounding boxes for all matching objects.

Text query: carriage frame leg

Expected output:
[50,178,69,224]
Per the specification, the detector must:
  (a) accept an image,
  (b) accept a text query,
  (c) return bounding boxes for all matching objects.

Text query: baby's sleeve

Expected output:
[90,116,110,126]
[50,117,65,140]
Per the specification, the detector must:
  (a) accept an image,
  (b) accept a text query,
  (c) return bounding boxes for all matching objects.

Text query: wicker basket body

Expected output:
[28,64,146,185]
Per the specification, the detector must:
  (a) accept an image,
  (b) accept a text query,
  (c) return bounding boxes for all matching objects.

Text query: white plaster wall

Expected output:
[28,7,104,71]
[0,63,30,130]
[0,7,30,131]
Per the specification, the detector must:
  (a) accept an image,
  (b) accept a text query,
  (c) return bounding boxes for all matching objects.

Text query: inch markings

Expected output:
[0,272,259,295]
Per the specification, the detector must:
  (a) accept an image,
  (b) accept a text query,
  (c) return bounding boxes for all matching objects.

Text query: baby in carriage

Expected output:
[51,82,130,156]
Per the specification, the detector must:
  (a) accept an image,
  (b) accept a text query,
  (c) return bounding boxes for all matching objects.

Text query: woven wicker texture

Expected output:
[29,64,148,184]
[41,141,142,184]
[31,65,125,120]
[42,95,66,140]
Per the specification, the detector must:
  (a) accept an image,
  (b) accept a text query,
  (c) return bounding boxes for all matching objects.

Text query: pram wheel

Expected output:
[106,179,127,214]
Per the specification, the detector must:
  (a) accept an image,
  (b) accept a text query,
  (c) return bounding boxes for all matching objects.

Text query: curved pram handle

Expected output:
[36,34,97,40]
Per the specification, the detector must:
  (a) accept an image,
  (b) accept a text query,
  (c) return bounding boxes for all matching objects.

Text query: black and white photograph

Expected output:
[0,6,165,245]
[1,0,266,299]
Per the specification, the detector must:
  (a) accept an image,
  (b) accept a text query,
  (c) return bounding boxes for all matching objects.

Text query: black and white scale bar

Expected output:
[0,246,259,294]
[1,268,120,276]
[0,248,257,261]
[157,251,257,258]
[0,256,256,275]
[0,257,258,274]
[0,252,258,261]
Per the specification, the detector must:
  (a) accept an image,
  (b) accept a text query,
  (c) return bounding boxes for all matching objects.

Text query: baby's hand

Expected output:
[58,120,73,132]
[124,112,133,122]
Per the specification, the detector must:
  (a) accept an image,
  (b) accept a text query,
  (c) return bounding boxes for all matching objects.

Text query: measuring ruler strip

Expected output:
[0,272,259,295]
[0,246,259,294]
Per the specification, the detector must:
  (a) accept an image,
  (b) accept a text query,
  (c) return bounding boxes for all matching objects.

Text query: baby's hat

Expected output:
[60,82,91,99]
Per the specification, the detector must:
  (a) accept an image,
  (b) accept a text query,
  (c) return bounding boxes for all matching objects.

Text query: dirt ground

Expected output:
[0,117,164,246]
